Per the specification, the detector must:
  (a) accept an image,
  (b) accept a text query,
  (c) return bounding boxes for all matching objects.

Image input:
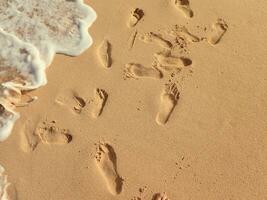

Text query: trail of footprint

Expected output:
[124,63,163,79]
[91,88,108,119]
[98,39,112,68]
[152,193,170,200]
[55,90,86,114]
[128,8,144,28]
[172,0,194,18]
[139,32,172,49]
[35,120,72,145]
[208,19,228,45]
[95,142,123,195]
[166,25,200,43]
[154,53,192,71]
[156,83,180,125]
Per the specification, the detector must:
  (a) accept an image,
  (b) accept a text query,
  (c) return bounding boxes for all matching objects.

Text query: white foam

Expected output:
[0,165,11,200]
[0,106,19,142]
[0,0,97,65]
[0,28,47,141]
[0,28,47,89]
[0,0,96,141]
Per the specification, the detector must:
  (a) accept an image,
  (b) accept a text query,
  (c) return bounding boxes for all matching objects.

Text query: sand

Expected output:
[0,0,267,199]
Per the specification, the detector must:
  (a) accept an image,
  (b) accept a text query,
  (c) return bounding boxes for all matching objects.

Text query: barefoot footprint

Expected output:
[91,89,108,119]
[166,25,200,43]
[97,39,112,68]
[15,94,38,107]
[128,8,144,28]
[172,0,193,18]
[156,83,180,125]
[55,90,86,114]
[125,63,163,79]
[208,19,228,45]
[95,142,123,195]
[139,32,172,49]
[152,193,170,200]
[154,53,192,71]
[20,119,40,152]
[35,120,72,145]
[177,26,200,42]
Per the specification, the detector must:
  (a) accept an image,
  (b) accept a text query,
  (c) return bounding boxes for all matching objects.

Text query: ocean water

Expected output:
[0,0,96,142]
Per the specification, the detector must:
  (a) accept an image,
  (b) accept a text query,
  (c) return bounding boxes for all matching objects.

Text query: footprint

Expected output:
[55,90,86,114]
[56,89,107,118]
[167,25,200,43]
[172,0,194,18]
[152,193,170,200]
[124,63,163,79]
[20,120,40,152]
[15,94,38,107]
[154,53,192,71]
[35,120,72,145]
[139,32,172,49]
[97,39,112,68]
[128,8,144,28]
[94,142,123,195]
[156,83,180,125]
[20,118,72,151]
[207,19,228,45]
[70,94,86,114]
[91,89,108,119]
[128,30,138,50]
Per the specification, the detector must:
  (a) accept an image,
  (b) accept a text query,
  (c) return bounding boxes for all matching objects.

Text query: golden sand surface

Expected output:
[1,0,267,199]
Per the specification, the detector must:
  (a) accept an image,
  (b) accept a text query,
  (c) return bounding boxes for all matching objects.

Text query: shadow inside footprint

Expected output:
[105,144,123,194]
[152,193,169,200]
[181,57,192,66]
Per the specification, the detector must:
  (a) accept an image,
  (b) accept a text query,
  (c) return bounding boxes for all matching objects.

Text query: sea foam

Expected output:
[0,0,96,141]
[0,165,11,200]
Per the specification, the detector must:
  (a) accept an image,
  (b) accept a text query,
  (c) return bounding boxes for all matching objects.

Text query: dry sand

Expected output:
[1,0,267,199]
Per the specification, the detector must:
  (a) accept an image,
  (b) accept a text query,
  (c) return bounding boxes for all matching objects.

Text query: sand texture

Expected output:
[0,0,267,199]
